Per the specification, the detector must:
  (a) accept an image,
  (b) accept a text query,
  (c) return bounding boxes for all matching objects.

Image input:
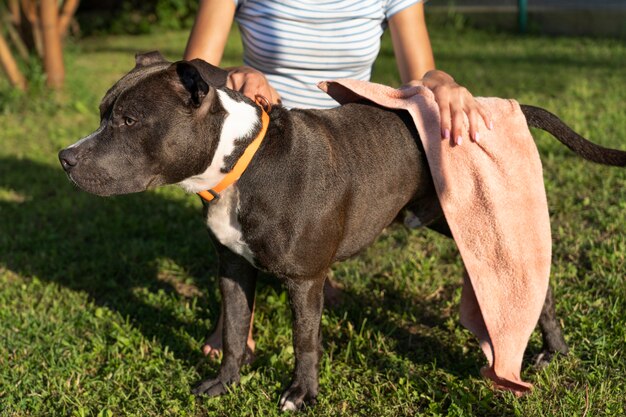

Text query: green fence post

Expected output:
[518,0,528,33]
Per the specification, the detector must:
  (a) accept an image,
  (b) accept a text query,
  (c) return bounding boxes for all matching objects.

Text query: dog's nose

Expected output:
[58,148,78,172]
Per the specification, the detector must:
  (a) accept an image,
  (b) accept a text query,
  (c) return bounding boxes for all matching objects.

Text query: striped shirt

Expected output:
[233,0,421,109]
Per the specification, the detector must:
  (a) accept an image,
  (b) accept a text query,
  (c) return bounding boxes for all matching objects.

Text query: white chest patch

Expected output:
[177,90,259,264]
[178,90,259,194]
[205,186,256,265]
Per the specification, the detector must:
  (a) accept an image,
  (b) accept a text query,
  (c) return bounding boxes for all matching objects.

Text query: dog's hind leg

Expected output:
[193,249,258,397]
[279,274,326,412]
[535,284,569,366]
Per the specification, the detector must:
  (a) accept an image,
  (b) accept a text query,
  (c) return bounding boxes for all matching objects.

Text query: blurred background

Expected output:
[72,0,626,37]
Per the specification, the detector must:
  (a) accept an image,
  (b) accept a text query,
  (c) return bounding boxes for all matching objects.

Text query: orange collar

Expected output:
[197,96,270,203]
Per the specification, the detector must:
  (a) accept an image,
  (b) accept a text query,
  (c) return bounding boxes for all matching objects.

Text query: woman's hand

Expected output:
[226,66,281,105]
[421,70,492,145]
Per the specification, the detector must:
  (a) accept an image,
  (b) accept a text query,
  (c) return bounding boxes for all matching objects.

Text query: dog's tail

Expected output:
[521,104,626,167]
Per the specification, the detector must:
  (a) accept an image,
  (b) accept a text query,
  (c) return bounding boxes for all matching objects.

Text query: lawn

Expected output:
[1,22,625,417]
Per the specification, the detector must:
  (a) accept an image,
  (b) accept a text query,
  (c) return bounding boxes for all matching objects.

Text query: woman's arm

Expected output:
[389,3,491,144]
[184,0,280,103]
[184,0,236,65]
[388,2,435,83]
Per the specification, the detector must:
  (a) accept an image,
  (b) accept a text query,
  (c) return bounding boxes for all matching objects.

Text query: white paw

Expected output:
[404,211,422,228]
[280,399,298,412]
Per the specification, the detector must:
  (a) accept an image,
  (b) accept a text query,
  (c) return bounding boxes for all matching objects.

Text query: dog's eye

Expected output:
[124,117,136,127]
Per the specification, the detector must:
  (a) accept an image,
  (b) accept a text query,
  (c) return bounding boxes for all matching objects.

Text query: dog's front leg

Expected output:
[279,274,326,411]
[193,249,257,397]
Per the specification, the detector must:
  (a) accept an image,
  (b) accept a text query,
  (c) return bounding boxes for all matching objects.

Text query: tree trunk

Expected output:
[40,0,64,88]
[20,0,43,56]
[8,0,21,26]
[0,31,27,90]
[4,15,30,61]
[58,0,80,39]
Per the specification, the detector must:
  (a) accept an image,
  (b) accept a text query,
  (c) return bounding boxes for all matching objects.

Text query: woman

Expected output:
[184,0,490,359]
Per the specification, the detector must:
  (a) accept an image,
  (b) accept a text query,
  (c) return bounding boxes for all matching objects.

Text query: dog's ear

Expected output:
[187,58,228,88]
[135,51,167,68]
[170,61,219,110]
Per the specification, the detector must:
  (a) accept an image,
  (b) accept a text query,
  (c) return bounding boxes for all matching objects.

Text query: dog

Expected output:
[58,52,625,411]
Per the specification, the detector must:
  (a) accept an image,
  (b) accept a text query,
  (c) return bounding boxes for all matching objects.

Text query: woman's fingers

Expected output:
[451,102,466,145]
[468,107,480,143]
[466,101,493,143]
[439,87,493,146]
[437,98,452,141]
[227,67,281,105]
[466,99,487,143]
[422,70,493,146]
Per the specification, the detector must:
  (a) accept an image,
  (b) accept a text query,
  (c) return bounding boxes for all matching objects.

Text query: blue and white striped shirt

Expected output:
[233,0,421,109]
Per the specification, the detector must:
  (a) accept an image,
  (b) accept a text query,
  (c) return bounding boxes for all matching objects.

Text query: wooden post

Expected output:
[40,0,65,88]
[0,31,27,90]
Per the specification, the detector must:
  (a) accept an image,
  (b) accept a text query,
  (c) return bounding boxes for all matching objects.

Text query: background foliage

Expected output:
[76,0,198,35]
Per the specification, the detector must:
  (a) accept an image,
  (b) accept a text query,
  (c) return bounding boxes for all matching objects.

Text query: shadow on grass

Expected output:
[0,156,219,364]
[324,274,483,382]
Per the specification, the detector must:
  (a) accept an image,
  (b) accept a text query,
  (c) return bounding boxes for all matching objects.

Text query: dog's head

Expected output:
[58,51,260,196]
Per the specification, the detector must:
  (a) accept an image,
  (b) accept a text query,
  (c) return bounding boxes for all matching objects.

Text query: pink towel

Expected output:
[319,79,551,394]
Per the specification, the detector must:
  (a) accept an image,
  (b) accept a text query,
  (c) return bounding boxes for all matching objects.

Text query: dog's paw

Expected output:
[533,350,564,369]
[532,351,553,369]
[532,343,569,369]
[192,377,230,397]
[279,383,318,412]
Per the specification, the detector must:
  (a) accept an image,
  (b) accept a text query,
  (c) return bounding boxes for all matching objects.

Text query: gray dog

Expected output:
[59,52,625,411]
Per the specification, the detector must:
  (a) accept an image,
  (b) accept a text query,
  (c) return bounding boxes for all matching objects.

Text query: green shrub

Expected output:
[77,0,199,36]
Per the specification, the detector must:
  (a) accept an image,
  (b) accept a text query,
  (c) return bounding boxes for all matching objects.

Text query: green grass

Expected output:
[1,23,625,416]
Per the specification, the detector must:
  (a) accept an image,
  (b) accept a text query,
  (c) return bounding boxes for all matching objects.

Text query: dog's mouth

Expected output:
[67,170,163,197]
[66,171,115,196]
